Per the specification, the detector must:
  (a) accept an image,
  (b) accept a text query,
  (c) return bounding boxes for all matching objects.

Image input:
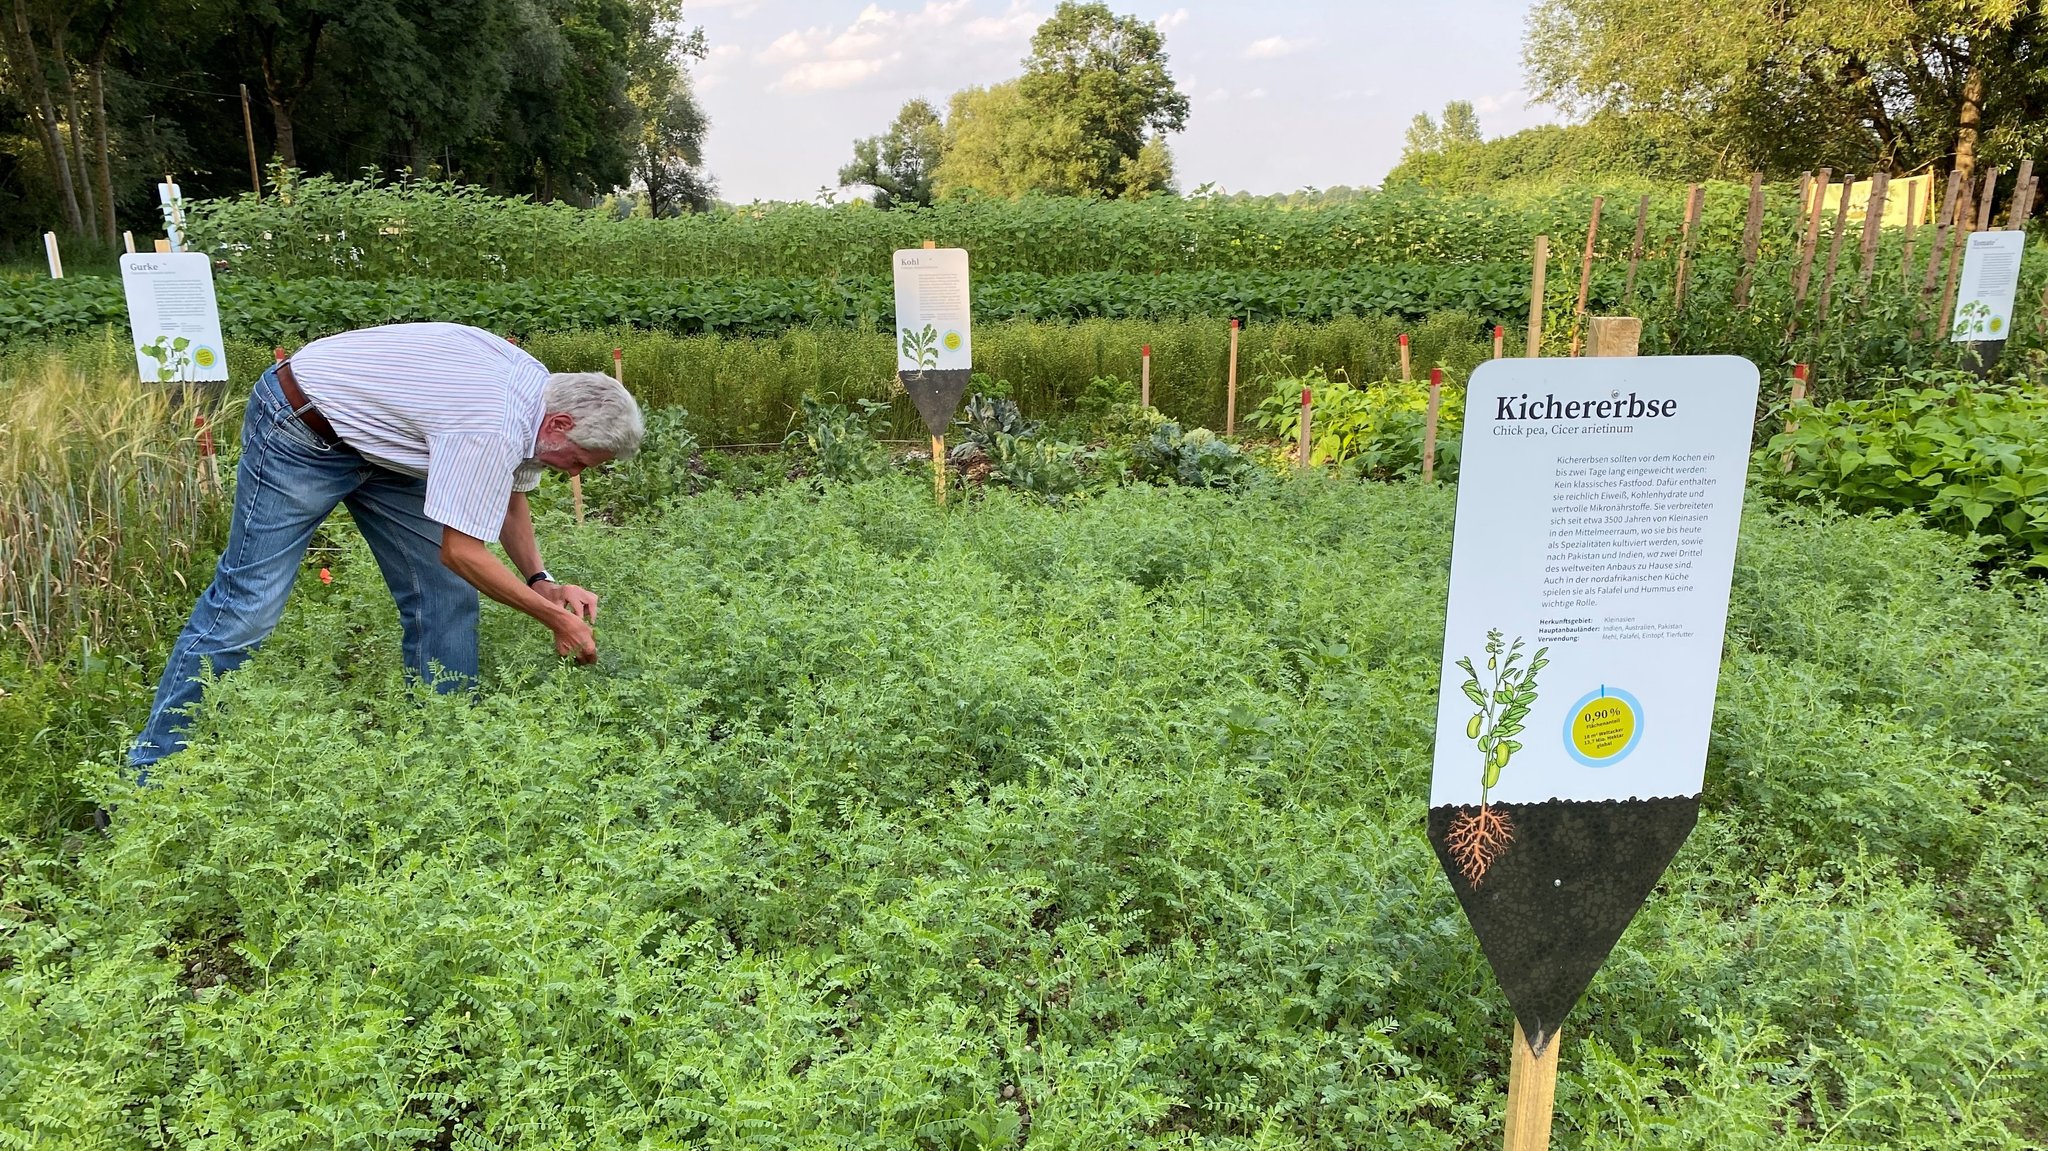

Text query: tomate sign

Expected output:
[1428,356,1759,1059]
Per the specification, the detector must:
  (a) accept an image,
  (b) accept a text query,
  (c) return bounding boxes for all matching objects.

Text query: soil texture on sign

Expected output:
[901,368,974,436]
[1427,795,1699,1054]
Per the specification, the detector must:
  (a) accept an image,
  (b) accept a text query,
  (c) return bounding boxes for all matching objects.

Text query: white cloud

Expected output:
[760,2,972,91]
[966,0,1043,41]
[1243,88,1267,100]
[1155,8,1190,31]
[1473,90,1525,116]
[1244,35,1308,59]
[1209,88,1230,102]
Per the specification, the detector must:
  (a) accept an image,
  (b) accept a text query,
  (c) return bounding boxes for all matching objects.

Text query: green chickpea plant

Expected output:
[1446,628,1547,885]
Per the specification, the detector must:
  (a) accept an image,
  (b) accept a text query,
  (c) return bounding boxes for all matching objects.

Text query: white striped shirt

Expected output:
[290,322,547,543]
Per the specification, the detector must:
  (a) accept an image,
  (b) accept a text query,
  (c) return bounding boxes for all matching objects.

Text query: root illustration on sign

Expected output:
[1446,629,1547,884]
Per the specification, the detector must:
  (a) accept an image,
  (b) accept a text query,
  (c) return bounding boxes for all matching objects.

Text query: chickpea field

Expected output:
[5,476,2045,1148]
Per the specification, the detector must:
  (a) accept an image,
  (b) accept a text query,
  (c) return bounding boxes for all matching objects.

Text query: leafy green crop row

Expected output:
[3,479,2043,1147]
[0,265,1551,344]
[1758,373,2048,564]
[179,174,1781,280]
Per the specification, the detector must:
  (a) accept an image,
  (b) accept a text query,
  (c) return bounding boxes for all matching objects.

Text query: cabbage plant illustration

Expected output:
[900,323,939,372]
[1446,629,1547,885]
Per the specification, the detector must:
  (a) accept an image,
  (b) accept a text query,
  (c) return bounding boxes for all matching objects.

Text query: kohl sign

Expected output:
[1428,356,1759,1057]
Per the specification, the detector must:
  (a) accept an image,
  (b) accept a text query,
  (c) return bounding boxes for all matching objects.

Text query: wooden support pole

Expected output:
[1140,344,1151,408]
[1941,177,1978,336]
[933,435,947,505]
[43,232,61,278]
[1422,368,1442,485]
[240,83,263,198]
[1672,184,1703,320]
[1815,175,1855,321]
[1793,171,1814,234]
[1858,173,1888,286]
[1526,236,1549,358]
[1492,324,1505,360]
[1922,172,1964,304]
[1399,332,1411,381]
[1975,167,2000,232]
[122,230,135,254]
[1226,318,1240,435]
[1296,383,1313,469]
[1900,182,1919,280]
[1734,172,1765,307]
[1586,317,1641,358]
[1622,195,1648,303]
[1791,167,1832,306]
[1568,194,1604,356]
[1502,1021,1561,1151]
[2010,160,2035,229]
[2018,175,2039,226]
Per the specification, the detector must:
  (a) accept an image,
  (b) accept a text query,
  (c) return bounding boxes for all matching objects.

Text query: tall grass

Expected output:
[0,343,232,661]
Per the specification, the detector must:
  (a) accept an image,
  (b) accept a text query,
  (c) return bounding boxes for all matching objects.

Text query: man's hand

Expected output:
[550,611,598,663]
[537,581,599,622]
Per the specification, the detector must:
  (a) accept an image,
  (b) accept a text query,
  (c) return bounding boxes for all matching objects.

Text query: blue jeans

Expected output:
[130,366,481,772]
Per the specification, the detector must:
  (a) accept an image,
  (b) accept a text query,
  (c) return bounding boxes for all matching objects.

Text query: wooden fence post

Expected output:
[1734,172,1765,307]
[2008,160,2035,229]
[1568,194,1604,356]
[1858,173,1888,286]
[1297,383,1313,469]
[1900,181,1919,280]
[1941,178,1978,336]
[1814,175,1855,321]
[1791,167,1832,308]
[1422,367,1442,485]
[1526,236,1549,358]
[1975,167,2000,232]
[1672,185,1704,323]
[1622,195,1648,304]
[1922,172,1964,308]
[1226,318,1240,436]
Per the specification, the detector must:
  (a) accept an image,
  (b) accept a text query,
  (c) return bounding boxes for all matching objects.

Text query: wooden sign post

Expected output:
[1421,367,1442,485]
[895,239,972,506]
[1526,236,1549,358]
[1226,319,1241,435]
[1432,352,1759,1151]
[1141,344,1152,409]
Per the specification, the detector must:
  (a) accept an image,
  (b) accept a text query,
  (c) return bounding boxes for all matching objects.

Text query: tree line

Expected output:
[0,0,713,247]
[1394,1,2048,196]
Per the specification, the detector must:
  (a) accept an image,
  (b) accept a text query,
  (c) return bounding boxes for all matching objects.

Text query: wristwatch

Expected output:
[526,569,556,587]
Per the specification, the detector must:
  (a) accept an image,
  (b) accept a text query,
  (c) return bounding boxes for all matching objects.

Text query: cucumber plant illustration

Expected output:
[1446,629,1548,885]
[900,323,939,372]
[138,335,193,383]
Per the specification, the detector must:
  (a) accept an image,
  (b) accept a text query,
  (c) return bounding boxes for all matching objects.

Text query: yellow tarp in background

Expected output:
[1803,173,1936,227]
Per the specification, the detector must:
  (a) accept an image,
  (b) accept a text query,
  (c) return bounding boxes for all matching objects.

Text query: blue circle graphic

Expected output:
[1562,685,1645,767]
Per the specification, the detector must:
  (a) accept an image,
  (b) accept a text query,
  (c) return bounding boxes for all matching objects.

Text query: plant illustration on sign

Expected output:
[1952,299,1995,340]
[901,323,939,372]
[1446,629,1547,885]
[138,335,193,383]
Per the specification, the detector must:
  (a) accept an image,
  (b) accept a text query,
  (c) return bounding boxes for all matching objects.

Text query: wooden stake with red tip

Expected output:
[1297,383,1313,469]
[1493,325,1505,360]
[1141,344,1152,409]
[1781,363,1810,473]
[1226,318,1241,435]
[1399,332,1411,381]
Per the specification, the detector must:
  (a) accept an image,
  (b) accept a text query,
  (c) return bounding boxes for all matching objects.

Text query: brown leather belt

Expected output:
[275,359,339,444]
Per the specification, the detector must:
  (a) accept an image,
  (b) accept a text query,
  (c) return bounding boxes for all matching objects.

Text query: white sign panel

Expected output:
[1950,231,2027,342]
[892,248,971,373]
[1429,357,1759,808]
[120,253,228,383]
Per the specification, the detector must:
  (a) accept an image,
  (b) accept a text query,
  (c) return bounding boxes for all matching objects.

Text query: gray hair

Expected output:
[543,372,645,460]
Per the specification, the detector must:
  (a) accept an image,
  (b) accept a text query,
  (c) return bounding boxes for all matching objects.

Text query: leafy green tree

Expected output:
[627,3,714,215]
[1016,1,1185,197]
[932,2,1184,200]
[1524,0,2043,184]
[838,97,944,208]
[1388,103,1690,190]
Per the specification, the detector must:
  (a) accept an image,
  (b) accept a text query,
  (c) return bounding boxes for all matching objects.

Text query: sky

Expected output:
[686,0,1561,203]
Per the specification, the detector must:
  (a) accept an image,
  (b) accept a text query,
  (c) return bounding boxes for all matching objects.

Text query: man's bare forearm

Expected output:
[499,491,546,581]
[441,527,560,625]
